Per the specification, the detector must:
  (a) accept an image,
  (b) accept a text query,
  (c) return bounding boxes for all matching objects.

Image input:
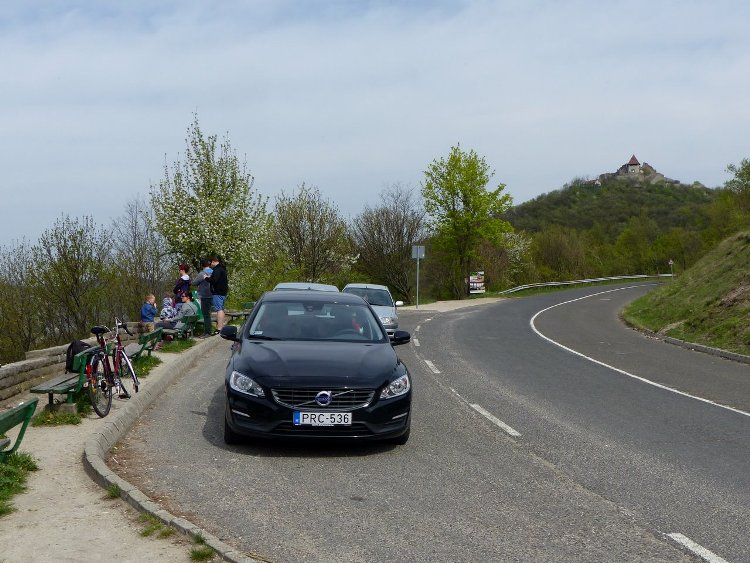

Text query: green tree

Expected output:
[532,225,589,280]
[614,215,659,274]
[31,216,115,343]
[272,183,352,284]
[422,145,513,298]
[0,240,40,362]
[725,158,750,203]
[111,195,172,315]
[350,184,426,301]
[150,115,271,272]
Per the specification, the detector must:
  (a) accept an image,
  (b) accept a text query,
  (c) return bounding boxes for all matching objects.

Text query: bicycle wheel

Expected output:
[118,351,139,393]
[87,357,112,417]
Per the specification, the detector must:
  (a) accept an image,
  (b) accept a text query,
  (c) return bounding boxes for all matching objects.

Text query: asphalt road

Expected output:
[118,283,750,562]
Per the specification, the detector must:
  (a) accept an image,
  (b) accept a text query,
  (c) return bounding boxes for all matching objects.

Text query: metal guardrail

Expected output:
[498,274,673,295]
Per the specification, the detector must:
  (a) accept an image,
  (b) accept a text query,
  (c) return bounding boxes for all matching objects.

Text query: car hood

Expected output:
[370,304,397,319]
[233,340,402,387]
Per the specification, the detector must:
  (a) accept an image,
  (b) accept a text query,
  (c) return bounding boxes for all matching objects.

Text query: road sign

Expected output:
[412,246,425,308]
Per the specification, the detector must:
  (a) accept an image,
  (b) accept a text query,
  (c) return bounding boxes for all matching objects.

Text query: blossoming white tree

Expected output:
[150,116,272,297]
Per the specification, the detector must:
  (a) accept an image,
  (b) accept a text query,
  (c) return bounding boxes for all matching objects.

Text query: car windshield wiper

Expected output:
[247,334,278,340]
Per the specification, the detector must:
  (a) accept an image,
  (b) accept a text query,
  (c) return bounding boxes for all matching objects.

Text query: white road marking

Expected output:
[425,318,433,322]
[667,533,729,563]
[413,338,420,347]
[424,360,440,373]
[415,325,421,332]
[470,404,522,437]
[530,286,750,419]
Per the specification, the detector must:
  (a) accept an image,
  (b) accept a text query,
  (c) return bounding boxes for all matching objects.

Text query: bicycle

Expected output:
[85,317,140,418]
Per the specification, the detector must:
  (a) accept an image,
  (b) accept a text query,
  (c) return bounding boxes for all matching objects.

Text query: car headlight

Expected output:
[380,373,410,399]
[229,370,265,397]
[380,316,395,325]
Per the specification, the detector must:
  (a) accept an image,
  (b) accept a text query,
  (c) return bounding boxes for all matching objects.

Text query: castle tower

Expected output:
[627,155,641,174]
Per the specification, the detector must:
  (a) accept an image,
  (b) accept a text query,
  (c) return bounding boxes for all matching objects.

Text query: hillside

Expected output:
[504,176,718,238]
[623,231,750,355]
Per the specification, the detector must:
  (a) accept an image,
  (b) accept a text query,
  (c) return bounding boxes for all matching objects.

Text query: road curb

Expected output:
[661,336,750,364]
[81,338,262,563]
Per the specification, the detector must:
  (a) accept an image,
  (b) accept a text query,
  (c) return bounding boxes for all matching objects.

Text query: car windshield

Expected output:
[246,301,387,342]
[343,288,392,307]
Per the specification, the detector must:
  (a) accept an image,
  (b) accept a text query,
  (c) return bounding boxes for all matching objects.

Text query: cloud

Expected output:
[1,0,749,245]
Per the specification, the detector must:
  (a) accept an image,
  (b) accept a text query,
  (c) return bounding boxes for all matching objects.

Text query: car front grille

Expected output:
[271,388,375,411]
[273,421,374,436]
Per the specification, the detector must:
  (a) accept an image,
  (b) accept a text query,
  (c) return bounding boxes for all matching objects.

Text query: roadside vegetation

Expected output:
[623,231,750,355]
[0,452,38,517]
[1,114,749,364]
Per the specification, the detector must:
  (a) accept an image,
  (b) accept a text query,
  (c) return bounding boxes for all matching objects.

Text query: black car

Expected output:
[219,290,412,445]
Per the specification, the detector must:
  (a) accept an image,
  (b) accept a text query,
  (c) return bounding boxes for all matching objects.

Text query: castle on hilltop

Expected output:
[594,155,679,186]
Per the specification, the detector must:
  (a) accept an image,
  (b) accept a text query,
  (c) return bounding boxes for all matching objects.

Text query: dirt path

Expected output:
[0,354,195,563]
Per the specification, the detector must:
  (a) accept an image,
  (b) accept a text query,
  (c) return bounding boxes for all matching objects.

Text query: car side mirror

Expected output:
[220,325,240,342]
[391,330,410,345]
[395,300,404,307]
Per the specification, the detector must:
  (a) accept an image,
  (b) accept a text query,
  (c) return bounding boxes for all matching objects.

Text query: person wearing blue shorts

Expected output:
[208,256,228,332]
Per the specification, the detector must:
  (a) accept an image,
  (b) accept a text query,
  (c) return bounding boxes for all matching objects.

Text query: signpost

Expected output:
[412,245,425,309]
[669,259,674,278]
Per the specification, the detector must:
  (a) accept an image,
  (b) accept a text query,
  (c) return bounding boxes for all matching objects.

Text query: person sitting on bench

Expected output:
[155,292,198,330]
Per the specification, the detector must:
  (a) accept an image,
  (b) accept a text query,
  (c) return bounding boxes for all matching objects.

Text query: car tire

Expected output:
[224,417,243,445]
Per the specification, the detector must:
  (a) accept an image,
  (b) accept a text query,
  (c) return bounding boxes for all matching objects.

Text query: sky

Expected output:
[2,0,749,246]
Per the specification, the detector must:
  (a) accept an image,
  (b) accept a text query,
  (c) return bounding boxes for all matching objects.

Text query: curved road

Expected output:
[116,283,750,562]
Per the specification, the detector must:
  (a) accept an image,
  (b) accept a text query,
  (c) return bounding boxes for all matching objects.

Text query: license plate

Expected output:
[293,411,352,426]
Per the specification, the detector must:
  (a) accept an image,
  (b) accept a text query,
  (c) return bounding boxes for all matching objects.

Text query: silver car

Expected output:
[273,282,339,292]
[342,283,403,338]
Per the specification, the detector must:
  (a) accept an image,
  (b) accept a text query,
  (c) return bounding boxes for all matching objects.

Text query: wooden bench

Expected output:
[123,328,163,359]
[29,348,95,410]
[0,398,39,461]
[161,314,198,339]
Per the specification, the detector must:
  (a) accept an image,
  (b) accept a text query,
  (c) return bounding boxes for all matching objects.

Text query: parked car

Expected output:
[273,282,339,292]
[341,283,403,338]
[219,290,412,444]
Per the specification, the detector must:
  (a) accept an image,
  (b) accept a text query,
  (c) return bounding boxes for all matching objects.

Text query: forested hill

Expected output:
[504,176,719,236]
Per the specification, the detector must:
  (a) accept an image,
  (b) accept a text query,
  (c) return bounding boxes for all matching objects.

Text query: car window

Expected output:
[342,287,393,307]
[247,302,386,342]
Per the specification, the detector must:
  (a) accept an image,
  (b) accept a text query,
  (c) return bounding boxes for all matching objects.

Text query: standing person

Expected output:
[173,263,191,312]
[192,258,214,337]
[140,294,158,328]
[208,256,228,332]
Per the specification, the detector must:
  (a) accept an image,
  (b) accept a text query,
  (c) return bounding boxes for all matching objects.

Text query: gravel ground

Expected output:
[0,298,501,563]
[0,352,196,563]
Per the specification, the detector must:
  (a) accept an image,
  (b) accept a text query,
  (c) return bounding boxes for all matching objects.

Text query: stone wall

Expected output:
[0,322,145,402]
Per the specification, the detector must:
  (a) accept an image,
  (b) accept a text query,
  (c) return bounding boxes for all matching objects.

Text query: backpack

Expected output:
[65,339,92,373]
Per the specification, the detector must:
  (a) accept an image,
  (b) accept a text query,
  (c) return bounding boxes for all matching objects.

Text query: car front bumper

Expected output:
[225,390,411,440]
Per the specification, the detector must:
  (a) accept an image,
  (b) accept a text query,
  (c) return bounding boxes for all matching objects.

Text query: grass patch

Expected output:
[0,452,39,517]
[158,339,195,353]
[131,355,161,378]
[189,545,215,561]
[31,409,81,427]
[158,526,175,538]
[76,392,92,417]
[192,531,206,544]
[106,483,121,498]
[138,512,168,537]
[622,232,750,355]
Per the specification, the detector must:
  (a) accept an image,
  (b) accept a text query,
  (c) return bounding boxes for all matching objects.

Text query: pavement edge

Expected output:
[81,338,263,563]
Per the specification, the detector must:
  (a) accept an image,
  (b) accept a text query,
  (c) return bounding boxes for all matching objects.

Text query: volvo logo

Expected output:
[315,391,333,406]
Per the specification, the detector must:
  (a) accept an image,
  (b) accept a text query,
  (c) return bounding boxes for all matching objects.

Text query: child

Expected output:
[140,294,158,324]
[159,296,176,320]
